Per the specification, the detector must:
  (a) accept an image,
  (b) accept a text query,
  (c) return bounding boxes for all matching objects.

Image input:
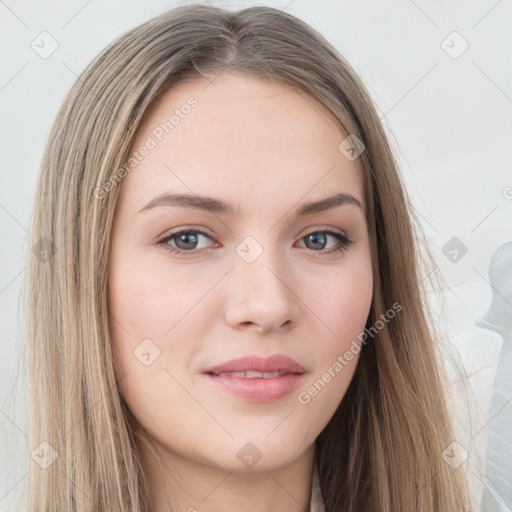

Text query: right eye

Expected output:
[157,228,218,256]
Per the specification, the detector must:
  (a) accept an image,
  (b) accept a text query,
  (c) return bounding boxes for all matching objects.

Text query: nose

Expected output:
[223,243,300,334]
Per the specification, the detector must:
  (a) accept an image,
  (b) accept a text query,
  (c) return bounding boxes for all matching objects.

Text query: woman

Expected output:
[23,4,472,511]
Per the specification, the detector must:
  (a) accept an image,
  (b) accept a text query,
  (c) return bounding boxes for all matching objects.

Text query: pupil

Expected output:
[176,232,198,250]
[306,233,326,250]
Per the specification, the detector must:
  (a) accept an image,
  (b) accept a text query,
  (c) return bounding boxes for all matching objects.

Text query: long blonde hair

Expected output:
[23,4,472,510]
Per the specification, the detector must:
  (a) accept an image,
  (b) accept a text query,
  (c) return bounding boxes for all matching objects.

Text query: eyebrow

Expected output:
[137,192,363,216]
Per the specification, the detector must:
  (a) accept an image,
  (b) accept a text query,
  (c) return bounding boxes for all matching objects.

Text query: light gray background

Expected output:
[1,1,511,510]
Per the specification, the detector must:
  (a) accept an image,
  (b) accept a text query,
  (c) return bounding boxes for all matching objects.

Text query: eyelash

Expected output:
[157,226,353,257]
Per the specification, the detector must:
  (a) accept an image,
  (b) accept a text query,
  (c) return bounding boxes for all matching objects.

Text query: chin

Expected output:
[200,433,311,473]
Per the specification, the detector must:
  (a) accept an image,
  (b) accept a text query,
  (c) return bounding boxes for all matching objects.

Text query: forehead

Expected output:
[120,74,364,214]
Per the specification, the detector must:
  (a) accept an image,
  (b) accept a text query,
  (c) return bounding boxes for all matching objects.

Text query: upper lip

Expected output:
[204,355,305,375]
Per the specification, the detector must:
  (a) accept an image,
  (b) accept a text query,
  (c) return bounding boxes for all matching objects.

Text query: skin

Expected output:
[108,73,373,512]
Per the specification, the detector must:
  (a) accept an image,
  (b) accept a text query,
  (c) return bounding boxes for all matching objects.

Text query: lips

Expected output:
[204,355,305,402]
[214,370,288,379]
[204,355,305,375]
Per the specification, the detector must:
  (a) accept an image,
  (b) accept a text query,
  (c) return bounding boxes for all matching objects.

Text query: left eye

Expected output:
[297,230,350,252]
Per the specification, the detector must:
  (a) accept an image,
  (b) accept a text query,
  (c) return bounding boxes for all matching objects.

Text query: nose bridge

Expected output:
[225,234,299,331]
[234,234,289,297]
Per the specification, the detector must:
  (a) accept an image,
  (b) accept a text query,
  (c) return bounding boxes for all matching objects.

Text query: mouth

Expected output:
[203,355,305,402]
[204,354,305,375]
[207,370,289,378]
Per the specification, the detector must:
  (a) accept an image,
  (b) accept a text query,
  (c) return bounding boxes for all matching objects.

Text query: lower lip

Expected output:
[205,373,305,402]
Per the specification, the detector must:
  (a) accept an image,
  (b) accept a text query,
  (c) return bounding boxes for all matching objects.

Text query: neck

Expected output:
[139,439,316,512]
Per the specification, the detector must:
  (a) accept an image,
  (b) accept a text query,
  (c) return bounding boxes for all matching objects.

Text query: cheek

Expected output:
[107,258,207,432]
[107,254,209,392]
[306,253,373,349]
[108,253,207,341]
[293,251,372,420]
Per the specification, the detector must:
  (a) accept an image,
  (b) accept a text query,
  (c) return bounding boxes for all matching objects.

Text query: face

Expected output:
[108,74,373,474]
